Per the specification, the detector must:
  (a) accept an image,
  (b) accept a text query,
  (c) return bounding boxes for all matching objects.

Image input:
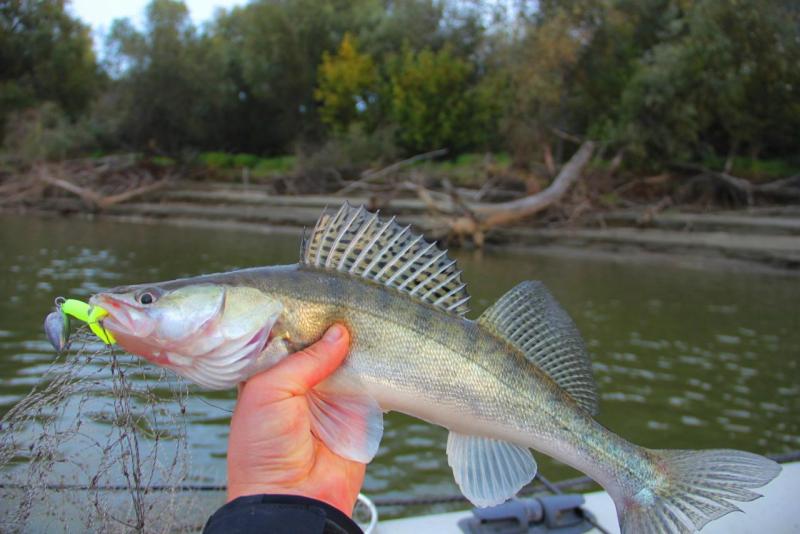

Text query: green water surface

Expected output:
[0,214,798,522]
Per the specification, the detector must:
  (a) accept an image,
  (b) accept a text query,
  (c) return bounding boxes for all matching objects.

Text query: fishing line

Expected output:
[196,396,234,414]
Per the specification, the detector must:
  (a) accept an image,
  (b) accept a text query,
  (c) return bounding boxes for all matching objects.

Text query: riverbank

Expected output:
[5,180,800,275]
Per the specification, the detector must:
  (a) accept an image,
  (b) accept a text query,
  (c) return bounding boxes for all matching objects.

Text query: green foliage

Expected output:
[498,8,583,165]
[0,0,99,134]
[619,0,800,163]
[3,0,798,177]
[1,102,95,164]
[315,34,379,132]
[198,152,296,176]
[232,153,260,168]
[206,0,383,153]
[104,0,227,152]
[151,156,176,167]
[490,0,800,169]
[387,46,489,153]
[253,156,296,176]
[199,152,232,169]
[297,124,399,173]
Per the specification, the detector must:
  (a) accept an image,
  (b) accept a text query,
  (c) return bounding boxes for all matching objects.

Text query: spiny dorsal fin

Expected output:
[301,203,470,315]
[478,281,599,415]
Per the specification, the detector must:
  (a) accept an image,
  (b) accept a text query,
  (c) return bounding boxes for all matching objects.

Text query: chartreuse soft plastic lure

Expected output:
[44,297,116,352]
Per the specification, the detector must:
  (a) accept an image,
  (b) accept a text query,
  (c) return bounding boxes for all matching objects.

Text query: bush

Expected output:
[151,156,176,167]
[315,33,379,132]
[1,103,95,164]
[198,151,233,169]
[296,124,399,177]
[387,46,487,153]
[232,153,260,168]
[252,156,296,177]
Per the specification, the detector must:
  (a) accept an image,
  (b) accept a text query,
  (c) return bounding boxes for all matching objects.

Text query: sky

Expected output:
[69,0,247,50]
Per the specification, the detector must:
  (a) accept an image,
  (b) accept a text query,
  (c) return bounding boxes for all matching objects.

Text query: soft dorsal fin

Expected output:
[478,281,599,415]
[300,203,470,315]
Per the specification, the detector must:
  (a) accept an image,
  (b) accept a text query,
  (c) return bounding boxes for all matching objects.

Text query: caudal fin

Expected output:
[618,449,781,534]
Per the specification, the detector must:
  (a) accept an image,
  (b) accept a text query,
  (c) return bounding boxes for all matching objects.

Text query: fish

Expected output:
[88,204,780,533]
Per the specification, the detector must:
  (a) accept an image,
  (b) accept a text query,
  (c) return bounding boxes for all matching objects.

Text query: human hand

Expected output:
[226,324,365,515]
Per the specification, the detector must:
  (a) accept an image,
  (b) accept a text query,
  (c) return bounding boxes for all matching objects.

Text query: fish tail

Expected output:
[616,448,780,533]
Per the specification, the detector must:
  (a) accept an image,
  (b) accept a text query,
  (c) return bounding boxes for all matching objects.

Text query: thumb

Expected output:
[245,324,351,401]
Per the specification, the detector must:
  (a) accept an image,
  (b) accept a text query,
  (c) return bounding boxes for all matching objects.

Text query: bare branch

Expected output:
[37,165,103,209]
[98,177,172,209]
[336,148,448,195]
[550,127,583,144]
[36,164,172,211]
[441,141,595,245]
[475,140,595,226]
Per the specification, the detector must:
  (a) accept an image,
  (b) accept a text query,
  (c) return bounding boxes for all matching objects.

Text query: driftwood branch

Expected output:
[550,127,583,144]
[37,165,171,211]
[415,141,595,246]
[98,176,171,208]
[758,175,800,200]
[476,141,594,225]
[37,167,104,209]
[671,163,800,205]
[336,148,448,195]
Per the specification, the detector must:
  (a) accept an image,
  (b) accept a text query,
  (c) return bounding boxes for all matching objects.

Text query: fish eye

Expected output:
[138,291,156,305]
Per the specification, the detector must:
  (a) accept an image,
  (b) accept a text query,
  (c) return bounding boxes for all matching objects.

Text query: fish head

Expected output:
[90,281,284,389]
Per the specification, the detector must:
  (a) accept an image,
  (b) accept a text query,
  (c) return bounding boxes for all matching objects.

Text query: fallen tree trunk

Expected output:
[671,163,800,205]
[37,166,103,209]
[36,164,172,211]
[96,177,171,209]
[444,141,595,245]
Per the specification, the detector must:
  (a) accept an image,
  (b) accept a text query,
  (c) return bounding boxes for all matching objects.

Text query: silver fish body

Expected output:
[244,266,643,498]
[89,205,781,534]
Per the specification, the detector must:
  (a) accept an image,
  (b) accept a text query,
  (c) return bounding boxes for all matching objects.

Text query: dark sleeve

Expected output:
[203,494,363,534]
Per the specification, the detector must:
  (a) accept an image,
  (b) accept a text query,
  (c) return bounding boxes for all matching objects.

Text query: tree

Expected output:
[387,45,487,152]
[209,0,382,153]
[314,33,378,132]
[619,0,800,164]
[498,9,584,169]
[104,0,227,152]
[0,0,98,133]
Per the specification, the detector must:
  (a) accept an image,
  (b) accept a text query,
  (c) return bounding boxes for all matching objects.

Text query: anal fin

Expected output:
[447,431,537,507]
[307,374,383,464]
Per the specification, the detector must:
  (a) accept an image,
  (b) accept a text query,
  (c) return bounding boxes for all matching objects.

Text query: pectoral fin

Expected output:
[307,375,383,463]
[447,431,537,507]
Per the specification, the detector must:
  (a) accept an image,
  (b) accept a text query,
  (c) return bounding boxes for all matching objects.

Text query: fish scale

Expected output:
[88,203,781,534]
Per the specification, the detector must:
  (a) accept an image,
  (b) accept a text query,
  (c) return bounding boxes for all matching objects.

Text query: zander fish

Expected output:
[89,204,779,533]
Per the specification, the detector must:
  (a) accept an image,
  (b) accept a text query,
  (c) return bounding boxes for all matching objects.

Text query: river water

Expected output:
[1,214,798,526]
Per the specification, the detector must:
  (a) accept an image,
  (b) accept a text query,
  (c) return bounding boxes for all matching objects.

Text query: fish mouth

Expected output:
[89,293,149,338]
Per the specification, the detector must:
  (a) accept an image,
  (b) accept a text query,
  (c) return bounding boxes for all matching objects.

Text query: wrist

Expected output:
[227,483,289,503]
[206,494,363,534]
[227,484,357,517]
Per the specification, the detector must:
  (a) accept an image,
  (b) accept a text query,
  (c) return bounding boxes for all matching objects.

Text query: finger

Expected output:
[245,324,350,400]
